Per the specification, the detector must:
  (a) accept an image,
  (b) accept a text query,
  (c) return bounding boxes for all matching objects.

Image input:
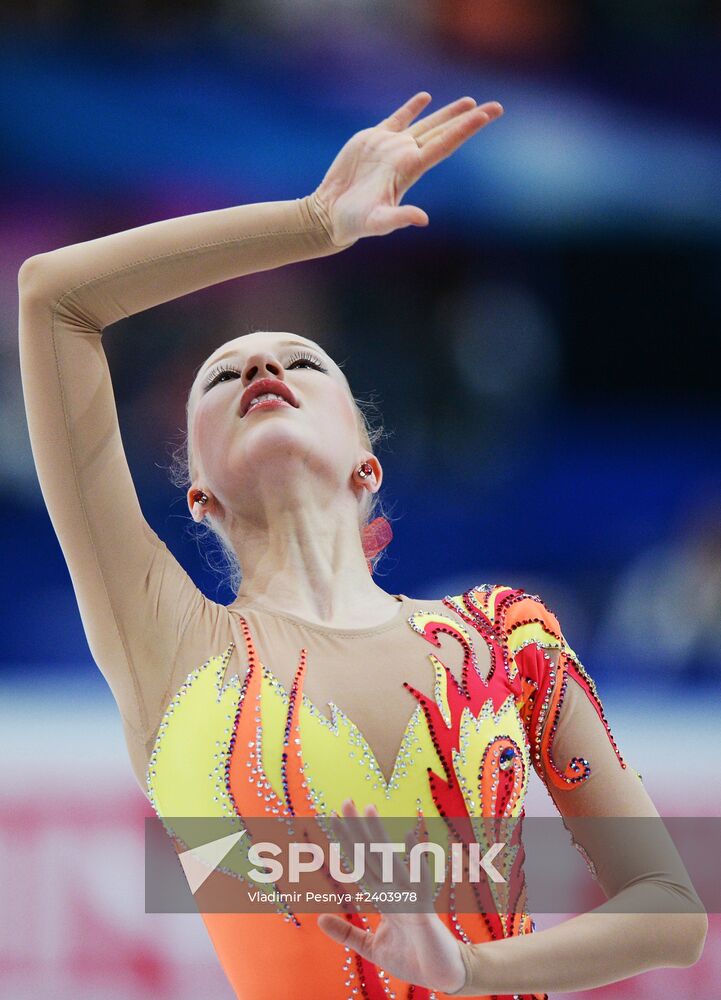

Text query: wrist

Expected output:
[443,939,471,996]
[306,188,356,250]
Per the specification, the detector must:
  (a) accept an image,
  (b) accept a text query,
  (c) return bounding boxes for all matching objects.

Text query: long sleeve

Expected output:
[448,591,707,996]
[17,192,350,747]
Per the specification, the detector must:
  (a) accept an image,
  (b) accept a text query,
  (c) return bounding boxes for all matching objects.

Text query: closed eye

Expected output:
[202,350,328,391]
[203,364,240,390]
[286,350,329,373]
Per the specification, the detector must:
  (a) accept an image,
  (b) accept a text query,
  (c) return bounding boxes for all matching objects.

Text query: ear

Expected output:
[360,456,383,493]
[187,487,212,523]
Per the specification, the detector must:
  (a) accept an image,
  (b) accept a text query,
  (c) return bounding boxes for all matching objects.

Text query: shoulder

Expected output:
[463,581,585,680]
[449,582,571,648]
[493,584,573,657]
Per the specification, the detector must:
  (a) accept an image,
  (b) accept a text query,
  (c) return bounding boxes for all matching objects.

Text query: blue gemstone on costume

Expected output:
[499,747,515,770]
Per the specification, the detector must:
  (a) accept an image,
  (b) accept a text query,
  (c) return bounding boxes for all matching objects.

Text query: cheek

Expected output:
[191,396,233,476]
[324,387,361,447]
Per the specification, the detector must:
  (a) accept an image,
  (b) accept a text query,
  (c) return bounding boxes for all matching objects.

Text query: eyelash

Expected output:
[203,350,328,390]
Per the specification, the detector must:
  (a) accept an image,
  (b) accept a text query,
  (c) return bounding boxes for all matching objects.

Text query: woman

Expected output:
[18,92,706,998]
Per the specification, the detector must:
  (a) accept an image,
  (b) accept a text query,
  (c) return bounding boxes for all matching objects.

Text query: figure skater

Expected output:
[18,92,706,998]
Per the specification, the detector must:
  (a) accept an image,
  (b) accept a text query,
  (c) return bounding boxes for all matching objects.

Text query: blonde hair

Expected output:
[167,371,393,595]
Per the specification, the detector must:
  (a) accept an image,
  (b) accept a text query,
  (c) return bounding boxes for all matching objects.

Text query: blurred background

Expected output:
[1,2,720,998]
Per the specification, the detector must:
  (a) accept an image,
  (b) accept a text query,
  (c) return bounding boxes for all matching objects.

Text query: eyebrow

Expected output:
[199,339,326,380]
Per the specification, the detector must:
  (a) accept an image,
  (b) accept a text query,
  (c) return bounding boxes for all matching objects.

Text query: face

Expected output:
[186,331,375,519]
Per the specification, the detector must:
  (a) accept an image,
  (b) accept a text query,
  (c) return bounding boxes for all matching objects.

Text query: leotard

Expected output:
[18,193,702,999]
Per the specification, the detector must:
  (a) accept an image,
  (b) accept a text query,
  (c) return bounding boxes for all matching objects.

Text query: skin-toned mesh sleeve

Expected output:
[17,193,350,740]
[447,592,706,996]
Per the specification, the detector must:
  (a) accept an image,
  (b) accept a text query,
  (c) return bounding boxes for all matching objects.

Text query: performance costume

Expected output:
[18,193,699,999]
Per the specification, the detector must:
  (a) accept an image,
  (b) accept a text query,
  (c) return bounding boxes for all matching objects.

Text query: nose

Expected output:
[241,352,285,386]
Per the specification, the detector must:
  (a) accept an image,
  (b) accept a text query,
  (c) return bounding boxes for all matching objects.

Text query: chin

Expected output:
[231,428,347,480]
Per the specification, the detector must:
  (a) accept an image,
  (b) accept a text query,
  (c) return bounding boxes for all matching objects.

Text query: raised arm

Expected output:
[18,91,503,760]
[17,193,350,743]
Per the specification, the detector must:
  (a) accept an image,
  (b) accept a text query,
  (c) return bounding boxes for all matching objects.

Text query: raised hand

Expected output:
[311,92,503,246]
[317,798,472,994]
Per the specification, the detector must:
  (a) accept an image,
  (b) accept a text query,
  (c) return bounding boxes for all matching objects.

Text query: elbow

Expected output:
[18,252,64,303]
[18,253,51,300]
[672,911,708,967]
[683,912,708,967]
[19,252,102,335]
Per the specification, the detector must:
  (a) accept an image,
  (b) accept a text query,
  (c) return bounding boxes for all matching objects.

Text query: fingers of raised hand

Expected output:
[415,100,502,148]
[407,95,477,141]
[412,101,503,177]
[379,91,432,132]
[366,204,429,237]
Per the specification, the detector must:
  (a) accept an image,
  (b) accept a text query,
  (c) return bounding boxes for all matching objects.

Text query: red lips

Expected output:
[240,378,299,417]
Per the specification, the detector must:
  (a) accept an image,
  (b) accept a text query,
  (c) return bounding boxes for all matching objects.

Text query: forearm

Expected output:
[451,882,707,996]
[18,191,348,330]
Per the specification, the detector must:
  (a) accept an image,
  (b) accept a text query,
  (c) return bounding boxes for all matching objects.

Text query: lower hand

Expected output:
[316,798,469,994]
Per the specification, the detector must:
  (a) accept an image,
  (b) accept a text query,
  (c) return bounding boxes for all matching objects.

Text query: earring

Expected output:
[357,462,373,480]
[193,490,209,505]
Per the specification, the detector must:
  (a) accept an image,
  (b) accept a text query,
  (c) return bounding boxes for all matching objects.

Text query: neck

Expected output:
[226,498,394,627]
